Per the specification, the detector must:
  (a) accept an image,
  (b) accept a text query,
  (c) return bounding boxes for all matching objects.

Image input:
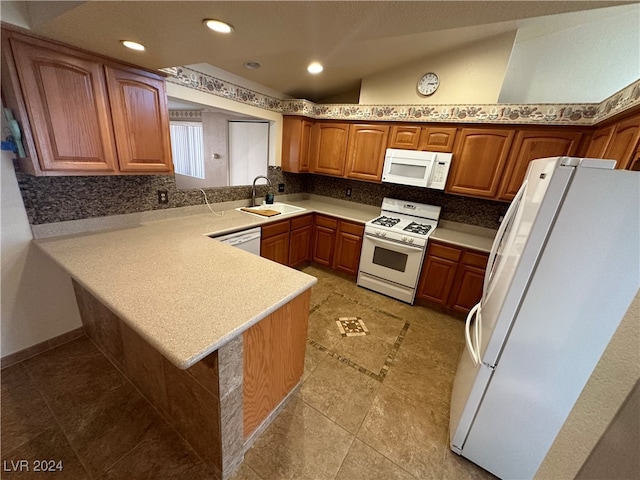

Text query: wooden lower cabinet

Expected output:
[333,220,365,276]
[312,215,338,267]
[261,220,290,265]
[288,214,313,267]
[416,241,488,315]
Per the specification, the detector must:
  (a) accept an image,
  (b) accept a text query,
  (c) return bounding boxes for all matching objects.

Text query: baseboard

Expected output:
[0,327,85,369]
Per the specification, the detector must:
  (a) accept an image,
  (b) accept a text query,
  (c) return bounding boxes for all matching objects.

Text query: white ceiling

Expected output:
[2,1,637,102]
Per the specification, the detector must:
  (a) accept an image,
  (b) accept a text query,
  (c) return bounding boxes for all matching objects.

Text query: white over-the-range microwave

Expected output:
[382,148,453,189]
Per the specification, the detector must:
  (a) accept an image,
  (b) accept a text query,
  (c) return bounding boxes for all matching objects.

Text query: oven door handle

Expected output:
[364,234,425,253]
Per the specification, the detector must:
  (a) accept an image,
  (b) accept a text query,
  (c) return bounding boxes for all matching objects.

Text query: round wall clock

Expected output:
[417,72,439,96]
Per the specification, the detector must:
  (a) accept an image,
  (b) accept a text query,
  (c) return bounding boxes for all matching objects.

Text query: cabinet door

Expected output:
[604,114,640,169]
[416,255,459,306]
[388,125,421,149]
[105,66,173,173]
[9,35,117,173]
[312,215,338,267]
[310,122,349,176]
[449,264,486,314]
[289,215,313,267]
[447,128,515,199]
[498,129,583,201]
[584,126,614,158]
[261,232,290,265]
[419,126,457,152]
[345,124,390,182]
[332,221,364,276]
[282,116,313,173]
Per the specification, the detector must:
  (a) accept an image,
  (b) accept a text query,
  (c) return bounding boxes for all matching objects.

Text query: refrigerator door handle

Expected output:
[483,180,528,300]
[465,302,481,365]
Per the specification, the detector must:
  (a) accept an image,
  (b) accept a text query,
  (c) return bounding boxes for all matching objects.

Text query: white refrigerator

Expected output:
[449,157,640,479]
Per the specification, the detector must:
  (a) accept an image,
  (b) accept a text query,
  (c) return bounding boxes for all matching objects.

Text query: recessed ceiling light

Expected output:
[307,62,323,74]
[244,61,261,70]
[121,40,145,51]
[204,19,234,34]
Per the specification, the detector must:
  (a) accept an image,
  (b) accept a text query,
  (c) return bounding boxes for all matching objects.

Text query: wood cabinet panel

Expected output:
[584,126,614,158]
[450,264,486,314]
[282,116,313,173]
[332,220,364,276]
[311,122,349,176]
[312,215,337,267]
[9,35,117,173]
[345,124,389,182]
[447,128,515,198]
[105,66,173,173]
[419,126,457,152]
[604,114,640,169]
[388,125,421,149]
[498,129,583,201]
[289,214,313,268]
[416,255,458,306]
[261,219,291,265]
[243,290,309,439]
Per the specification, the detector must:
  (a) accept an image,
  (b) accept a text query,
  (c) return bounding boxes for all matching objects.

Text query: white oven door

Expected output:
[359,234,425,288]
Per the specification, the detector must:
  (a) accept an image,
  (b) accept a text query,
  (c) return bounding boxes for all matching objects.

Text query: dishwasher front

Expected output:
[210,227,261,255]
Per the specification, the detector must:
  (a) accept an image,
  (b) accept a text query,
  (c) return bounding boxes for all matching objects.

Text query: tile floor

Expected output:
[1,265,495,480]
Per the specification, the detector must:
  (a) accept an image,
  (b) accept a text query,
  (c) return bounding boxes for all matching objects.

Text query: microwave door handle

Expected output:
[482,179,527,300]
[365,235,424,253]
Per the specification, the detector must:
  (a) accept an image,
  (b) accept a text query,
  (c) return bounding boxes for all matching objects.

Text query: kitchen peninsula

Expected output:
[33,195,495,479]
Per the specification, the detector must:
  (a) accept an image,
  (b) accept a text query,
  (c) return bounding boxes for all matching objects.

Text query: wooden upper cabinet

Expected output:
[282,116,313,173]
[584,126,614,159]
[2,29,172,175]
[105,66,173,173]
[388,125,421,149]
[497,129,583,201]
[344,124,390,182]
[8,34,117,173]
[603,114,640,169]
[447,128,515,199]
[310,122,349,176]
[418,126,457,152]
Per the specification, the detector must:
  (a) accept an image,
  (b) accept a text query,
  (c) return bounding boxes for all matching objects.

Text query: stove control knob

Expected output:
[380,231,386,237]
[407,237,414,244]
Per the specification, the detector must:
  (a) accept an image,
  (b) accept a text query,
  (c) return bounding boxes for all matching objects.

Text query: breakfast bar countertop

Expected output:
[34,194,496,369]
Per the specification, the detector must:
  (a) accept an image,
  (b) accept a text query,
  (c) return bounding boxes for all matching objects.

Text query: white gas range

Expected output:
[357,197,441,304]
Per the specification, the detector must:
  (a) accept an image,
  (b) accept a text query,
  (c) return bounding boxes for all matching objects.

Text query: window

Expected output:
[169,122,205,179]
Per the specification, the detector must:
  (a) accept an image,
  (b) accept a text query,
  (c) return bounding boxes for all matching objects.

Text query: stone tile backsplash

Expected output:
[16,163,505,229]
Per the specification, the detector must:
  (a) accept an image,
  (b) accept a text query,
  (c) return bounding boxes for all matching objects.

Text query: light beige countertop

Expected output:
[34,194,495,369]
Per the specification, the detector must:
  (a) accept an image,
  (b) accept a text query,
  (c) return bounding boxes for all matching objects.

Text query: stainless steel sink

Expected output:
[236,202,306,217]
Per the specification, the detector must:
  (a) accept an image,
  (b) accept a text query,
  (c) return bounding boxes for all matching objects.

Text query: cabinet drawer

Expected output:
[262,219,290,239]
[428,242,462,262]
[338,220,364,237]
[291,213,313,230]
[315,215,338,230]
[461,250,489,268]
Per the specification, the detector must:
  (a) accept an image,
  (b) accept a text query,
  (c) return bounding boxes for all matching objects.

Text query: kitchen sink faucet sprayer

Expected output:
[252,175,273,206]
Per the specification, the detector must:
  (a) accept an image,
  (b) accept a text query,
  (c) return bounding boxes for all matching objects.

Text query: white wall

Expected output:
[1,152,82,358]
[499,5,640,103]
[358,32,516,105]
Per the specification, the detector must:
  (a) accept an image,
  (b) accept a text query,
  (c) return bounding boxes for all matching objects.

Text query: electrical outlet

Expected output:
[278,183,285,193]
[346,188,352,197]
[158,190,169,204]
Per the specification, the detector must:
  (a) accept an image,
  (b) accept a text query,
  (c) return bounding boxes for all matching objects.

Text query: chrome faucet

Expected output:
[251,175,273,207]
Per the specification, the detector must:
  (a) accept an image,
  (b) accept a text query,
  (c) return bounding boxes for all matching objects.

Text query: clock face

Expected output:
[417,72,439,96]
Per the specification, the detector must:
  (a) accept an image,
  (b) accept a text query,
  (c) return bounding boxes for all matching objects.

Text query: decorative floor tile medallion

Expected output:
[336,317,369,337]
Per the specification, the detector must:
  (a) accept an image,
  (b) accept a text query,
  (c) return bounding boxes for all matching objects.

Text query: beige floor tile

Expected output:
[440,449,498,480]
[307,308,343,350]
[384,348,454,413]
[302,343,329,382]
[300,356,381,434]
[244,395,353,480]
[358,384,448,479]
[400,320,463,374]
[228,462,264,480]
[336,439,417,480]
